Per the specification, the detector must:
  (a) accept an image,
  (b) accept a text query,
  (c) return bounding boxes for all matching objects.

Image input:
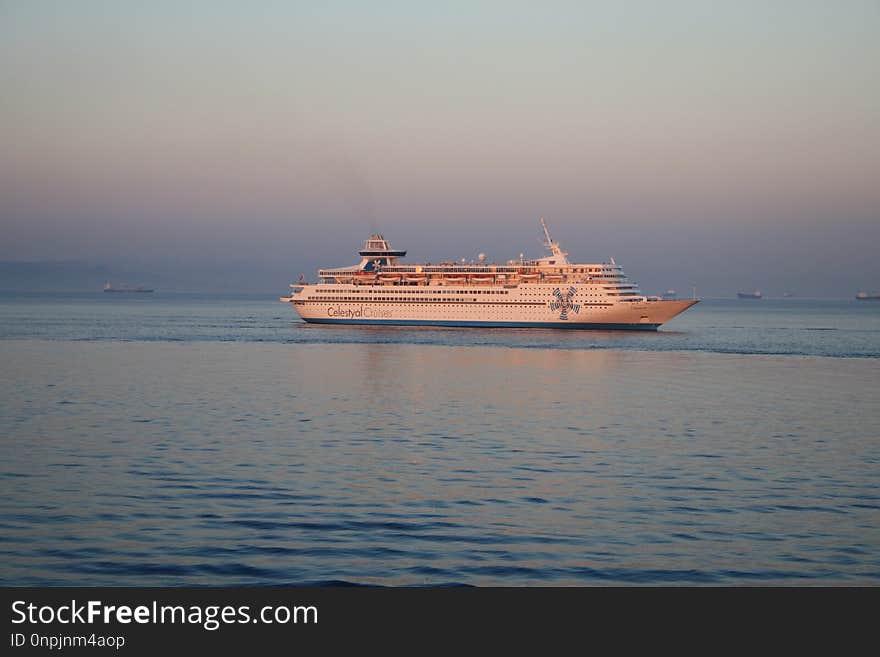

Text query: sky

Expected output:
[1,1,878,295]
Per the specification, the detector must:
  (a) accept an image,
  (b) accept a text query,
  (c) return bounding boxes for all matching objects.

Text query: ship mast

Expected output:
[540,217,569,264]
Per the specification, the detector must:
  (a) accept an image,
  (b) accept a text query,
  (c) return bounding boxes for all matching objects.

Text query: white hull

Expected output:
[283,284,697,330]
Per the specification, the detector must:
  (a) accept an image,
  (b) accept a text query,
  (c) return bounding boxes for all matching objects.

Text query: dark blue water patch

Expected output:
[194,563,293,579]
[657,485,728,493]
[61,560,196,577]
[668,505,724,514]
[780,553,818,564]
[461,564,552,579]
[0,529,43,543]
[36,546,115,560]
[381,531,581,546]
[298,579,378,587]
[774,504,848,514]
[717,568,835,581]
[55,559,291,582]
[568,566,723,584]
[403,565,462,579]
[224,518,460,533]
[189,544,413,559]
[183,491,315,501]
[5,513,83,524]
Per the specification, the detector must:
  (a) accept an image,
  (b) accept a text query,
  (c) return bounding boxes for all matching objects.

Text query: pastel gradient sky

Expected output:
[1,1,878,294]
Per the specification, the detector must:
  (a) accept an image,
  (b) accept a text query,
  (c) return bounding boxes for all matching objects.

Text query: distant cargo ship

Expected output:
[104,281,154,293]
[855,291,880,301]
[737,290,762,299]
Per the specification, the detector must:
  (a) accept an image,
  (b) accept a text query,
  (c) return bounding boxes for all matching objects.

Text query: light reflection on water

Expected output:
[2,339,879,585]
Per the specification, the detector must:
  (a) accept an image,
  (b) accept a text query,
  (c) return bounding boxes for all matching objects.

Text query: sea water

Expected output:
[1,293,878,585]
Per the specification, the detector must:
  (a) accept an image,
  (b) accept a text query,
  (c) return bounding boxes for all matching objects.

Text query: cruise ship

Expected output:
[281,219,698,330]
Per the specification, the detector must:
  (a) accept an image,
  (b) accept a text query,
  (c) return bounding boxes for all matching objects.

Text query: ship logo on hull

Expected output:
[550,286,580,320]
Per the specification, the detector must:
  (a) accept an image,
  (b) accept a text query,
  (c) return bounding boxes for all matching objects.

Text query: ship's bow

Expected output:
[652,299,699,325]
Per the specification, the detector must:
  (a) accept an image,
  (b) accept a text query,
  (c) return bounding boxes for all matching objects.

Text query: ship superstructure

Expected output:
[281,219,698,330]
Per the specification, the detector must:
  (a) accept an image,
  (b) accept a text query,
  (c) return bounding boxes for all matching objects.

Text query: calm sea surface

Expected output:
[1,293,878,585]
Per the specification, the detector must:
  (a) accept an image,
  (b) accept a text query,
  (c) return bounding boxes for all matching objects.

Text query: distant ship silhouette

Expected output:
[104,281,153,293]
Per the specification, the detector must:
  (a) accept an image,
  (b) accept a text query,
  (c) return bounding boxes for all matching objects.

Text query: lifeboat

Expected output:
[404,274,427,283]
[544,274,564,282]
[444,275,466,282]
[519,273,540,281]
[471,275,494,283]
[378,273,401,282]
